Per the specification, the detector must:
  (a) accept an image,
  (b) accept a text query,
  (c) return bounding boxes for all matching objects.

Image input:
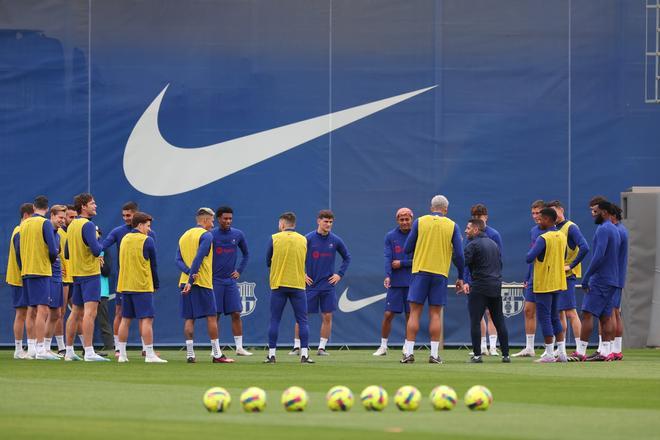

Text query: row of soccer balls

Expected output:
[203,384,493,413]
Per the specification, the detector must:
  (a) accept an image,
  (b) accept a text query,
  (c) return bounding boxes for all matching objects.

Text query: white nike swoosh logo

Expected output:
[338,288,387,313]
[124,84,436,196]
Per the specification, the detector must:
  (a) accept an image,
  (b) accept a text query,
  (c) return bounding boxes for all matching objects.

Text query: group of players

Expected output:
[5,191,627,364]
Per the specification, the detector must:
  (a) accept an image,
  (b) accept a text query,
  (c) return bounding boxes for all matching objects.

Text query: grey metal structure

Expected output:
[647,0,660,103]
[621,187,660,347]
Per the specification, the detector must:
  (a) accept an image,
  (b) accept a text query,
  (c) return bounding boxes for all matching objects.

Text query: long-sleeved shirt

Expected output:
[525,225,543,283]
[403,213,465,279]
[525,226,559,264]
[130,229,159,289]
[384,227,413,287]
[556,220,589,272]
[102,224,156,269]
[176,230,212,285]
[211,227,249,283]
[616,222,629,287]
[51,231,62,282]
[305,231,351,291]
[464,225,502,285]
[464,232,503,295]
[64,219,103,259]
[582,220,621,288]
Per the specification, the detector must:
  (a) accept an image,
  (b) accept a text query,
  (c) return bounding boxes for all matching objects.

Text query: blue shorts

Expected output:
[213,281,242,315]
[23,276,51,306]
[115,292,123,307]
[11,285,28,308]
[534,291,563,338]
[48,280,64,309]
[557,278,577,311]
[582,283,616,318]
[179,285,217,319]
[523,285,535,303]
[385,287,410,314]
[408,273,448,306]
[71,276,101,306]
[307,289,336,313]
[122,293,155,319]
[612,288,622,309]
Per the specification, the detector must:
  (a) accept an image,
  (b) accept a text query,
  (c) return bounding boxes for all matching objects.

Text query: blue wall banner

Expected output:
[1,0,658,346]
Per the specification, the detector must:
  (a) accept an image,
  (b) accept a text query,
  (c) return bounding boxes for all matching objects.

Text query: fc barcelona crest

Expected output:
[502,284,525,318]
[238,282,257,317]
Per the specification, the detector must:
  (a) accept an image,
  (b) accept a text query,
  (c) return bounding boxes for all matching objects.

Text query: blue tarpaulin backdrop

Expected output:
[1,0,659,346]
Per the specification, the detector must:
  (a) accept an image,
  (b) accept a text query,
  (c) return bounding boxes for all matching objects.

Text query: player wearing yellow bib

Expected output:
[264,212,313,364]
[52,205,77,355]
[177,208,234,364]
[525,208,568,363]
[116,212,165,363]
[63,193,108,362]
[17,196,59,360]
[402,195,465,364]
[7,203,34,359]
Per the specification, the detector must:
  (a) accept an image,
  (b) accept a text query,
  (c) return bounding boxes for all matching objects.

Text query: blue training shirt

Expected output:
[582,220,621,289]
[384,227,413,287]
[176,229,213,285]
[556,219,590,273]
[616,222,628,288]
[305,231,351,291]
[210,226,249,283]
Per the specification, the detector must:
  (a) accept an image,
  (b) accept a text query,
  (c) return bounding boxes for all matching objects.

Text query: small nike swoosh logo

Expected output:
[124,84,436,196]
[338,288,387,313]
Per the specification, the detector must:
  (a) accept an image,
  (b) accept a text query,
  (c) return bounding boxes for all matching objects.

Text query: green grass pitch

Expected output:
[2,348,660,439]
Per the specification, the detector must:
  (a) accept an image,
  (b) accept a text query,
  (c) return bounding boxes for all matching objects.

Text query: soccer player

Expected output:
[546,200,589,350]
[588,195,608,353]
[609,204,627,360]
[525,208,568,363]
[102,201,157,357]
[401,195,464,364]
[116,212,166,363]
[43,205,67,357]
[571,201,621,361]
[64,193,108,362]
[17,195,59,360]
[6,203,34,359]
[177,207,234,363]
[462,218,510,363]
[264,212,313,363]
[512,199,544,357]
[373,208,413,356]
[290,210,351,356]
[53,204,77,355]
[469,203,503,356]
[211,206,252,356]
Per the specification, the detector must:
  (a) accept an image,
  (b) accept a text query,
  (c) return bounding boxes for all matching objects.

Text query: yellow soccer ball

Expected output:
[203,387,231,412]
[394,385,421,411]
[281,386,308,412]
[240,387,267,412]
[429,385,458,411]
[464,385,493,411]
[360,385,388,411]
[326,385,354,411]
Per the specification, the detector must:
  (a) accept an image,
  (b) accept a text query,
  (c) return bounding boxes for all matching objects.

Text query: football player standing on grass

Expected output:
[570,201,621,362]
[525,208,568,363]
[18,195,60,360]
[116,212,166,363]
[290,210,351,356]
[608,203,627,360]
[265,212,313,364]
[177,207,234,364]
[211,206,252,356]
[102,201,157,357]
[373,208,413,356]
[53,205,77,356]
[43,205,67,357]
[64,193,108,361]
[467,204,503,356]
[545,200,589,352]
[401,195,464,364]
[7,203,34,359]
[512,200,544,358]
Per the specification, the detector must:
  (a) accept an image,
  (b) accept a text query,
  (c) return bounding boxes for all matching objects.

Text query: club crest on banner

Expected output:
[238,282,257,317]
[502,284,525,318]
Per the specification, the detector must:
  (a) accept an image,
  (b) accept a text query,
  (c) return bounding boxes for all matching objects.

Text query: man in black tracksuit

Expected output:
[462,218,510,363]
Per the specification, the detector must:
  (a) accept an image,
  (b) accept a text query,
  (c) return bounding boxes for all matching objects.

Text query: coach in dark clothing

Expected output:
[462,218,510,363]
